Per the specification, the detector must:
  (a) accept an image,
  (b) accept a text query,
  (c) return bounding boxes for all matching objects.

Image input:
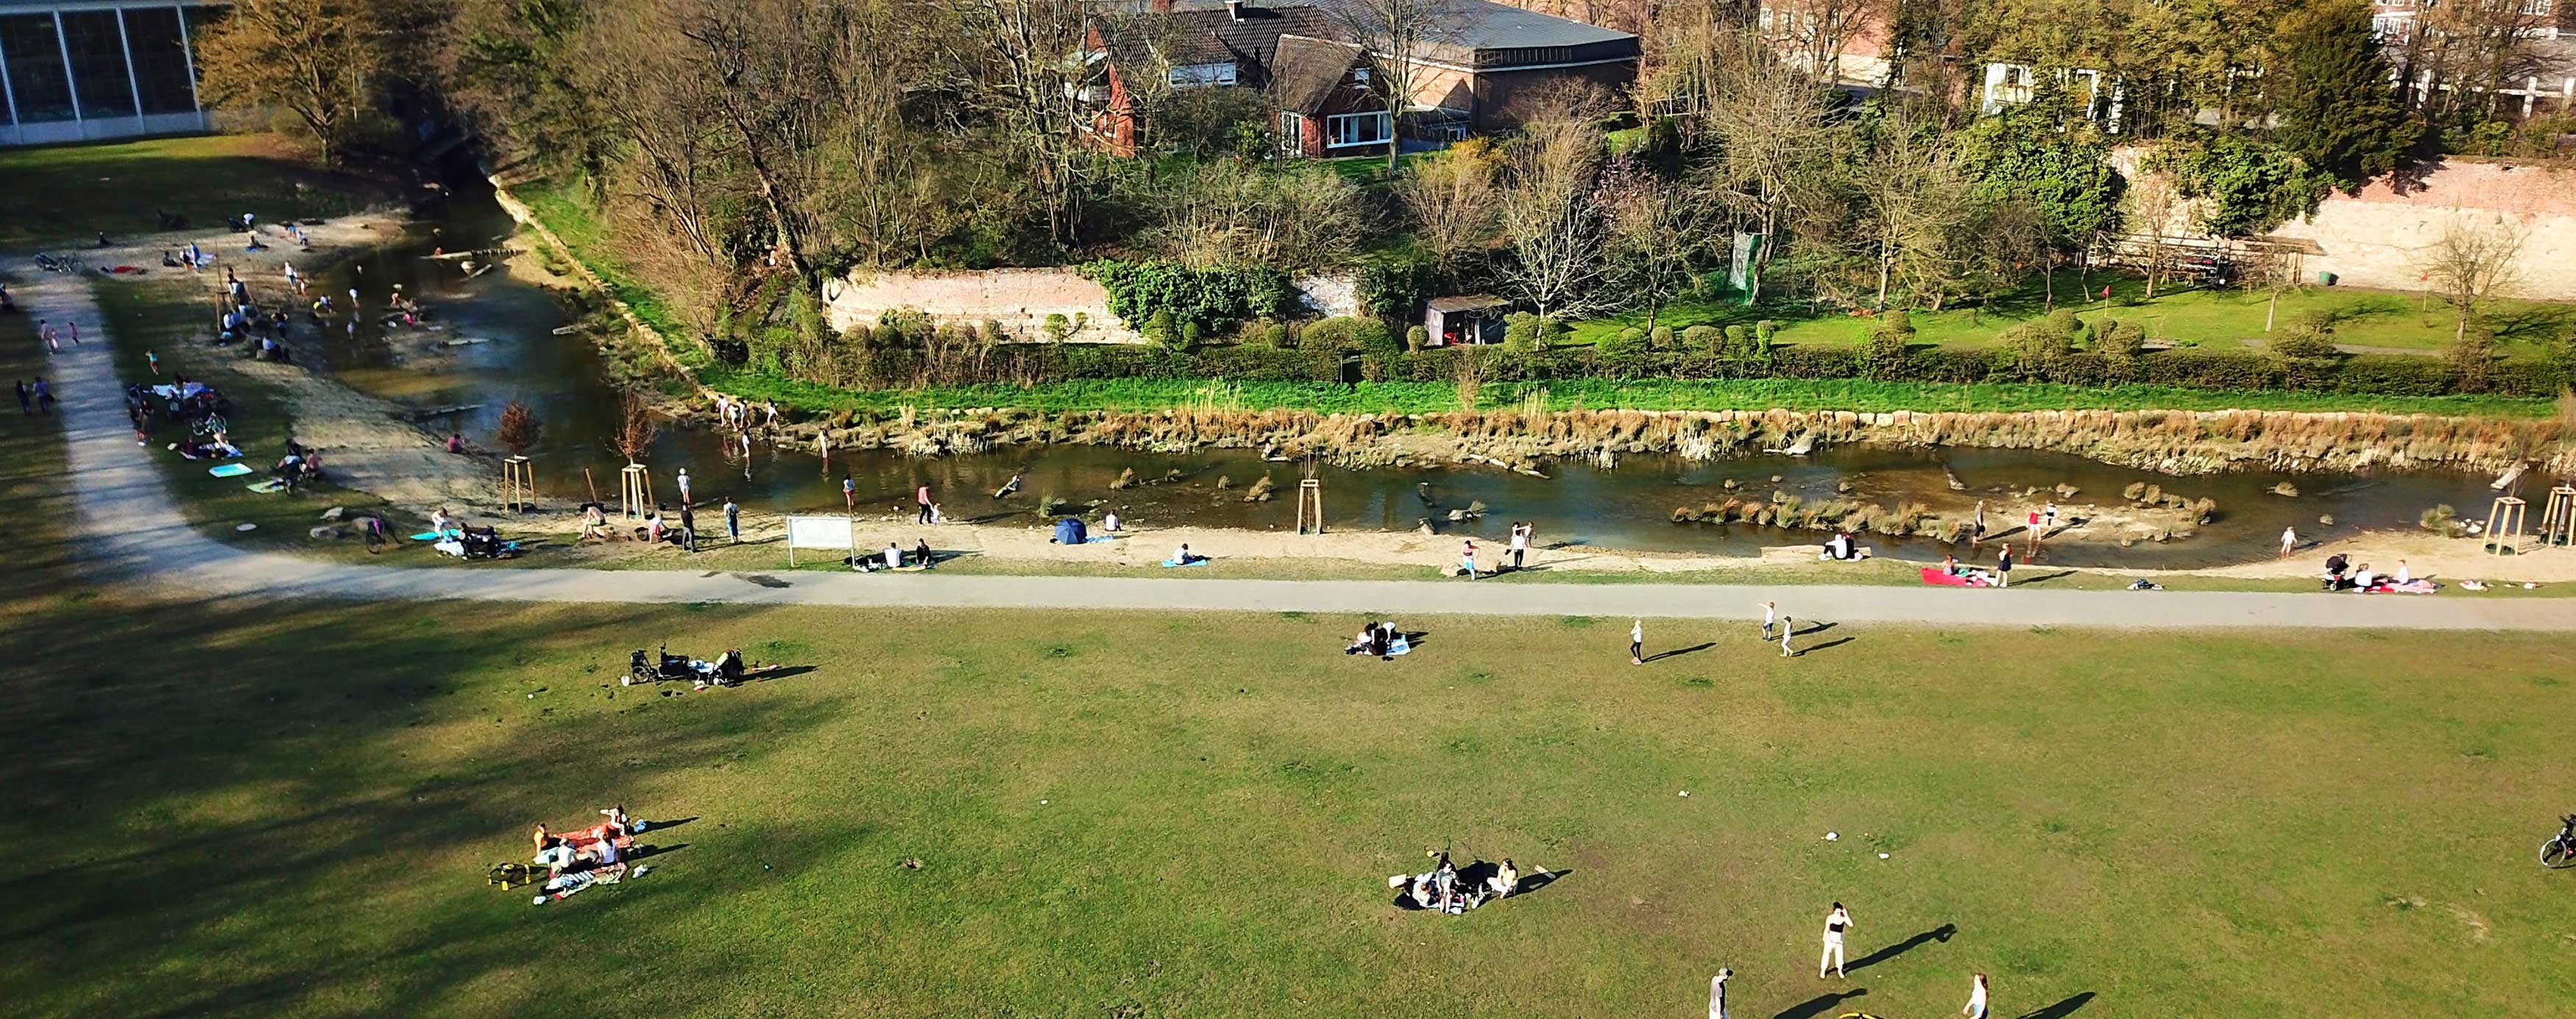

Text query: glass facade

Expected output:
[123,7,196,116]
[0,13,77,124]
[61,10,136,120]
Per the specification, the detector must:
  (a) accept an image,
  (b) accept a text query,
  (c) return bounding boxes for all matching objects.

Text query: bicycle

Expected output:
[2545,814,2576,870]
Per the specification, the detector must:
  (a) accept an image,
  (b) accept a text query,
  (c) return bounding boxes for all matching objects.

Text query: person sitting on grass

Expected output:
[1172,544,1202,565]
[580,503,612,542]
[885,542,905,571]
[913,539,934,568]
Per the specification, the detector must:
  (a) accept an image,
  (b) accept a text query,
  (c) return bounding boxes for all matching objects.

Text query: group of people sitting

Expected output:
[2323,553,2429,592]
[525,805,647,905]
[270,441,327,492]
[856,539,936,571]
[1933,553,2002,586]
[1819,531,1873,561]
[1390,851,1529,915]
[130,380,244,459]
[1344,619,1410,659]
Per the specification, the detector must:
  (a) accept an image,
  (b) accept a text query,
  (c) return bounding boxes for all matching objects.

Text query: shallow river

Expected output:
[296,190,2516,569]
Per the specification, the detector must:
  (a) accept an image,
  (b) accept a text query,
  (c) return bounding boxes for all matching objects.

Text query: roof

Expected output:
[1131,0,1638,71]
[1428,294,1508,312]
[1270,34,1365,113]
[1095,4,1341,77]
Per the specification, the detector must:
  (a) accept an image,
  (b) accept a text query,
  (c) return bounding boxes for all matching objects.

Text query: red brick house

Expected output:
[1083,0,1641,157]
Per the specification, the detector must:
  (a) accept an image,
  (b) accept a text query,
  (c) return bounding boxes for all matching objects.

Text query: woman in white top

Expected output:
[1708,967,1732,1019]
[1962,972,1989,1019]
[1819,902,1852,977]
[1103,510,1121,532]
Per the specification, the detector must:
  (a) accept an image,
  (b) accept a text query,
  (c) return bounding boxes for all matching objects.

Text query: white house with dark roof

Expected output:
[1083,0,1640,157]
[0,0,223,147]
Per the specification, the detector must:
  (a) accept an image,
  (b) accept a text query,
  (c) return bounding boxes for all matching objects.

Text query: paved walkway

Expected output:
[26,271,2576,631]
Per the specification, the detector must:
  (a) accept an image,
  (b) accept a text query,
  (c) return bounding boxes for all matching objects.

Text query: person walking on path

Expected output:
[32,378,54,415]
[1758,600,1777,642]
[676,468,692,507]
[1995,543,2013,588]
[723,497,740,544]
[145,350,159,375]
[1962,972,1989,1019]
[1630,619,1644,666]
[842,474,856,514]
[916,483,933,525]
[1708,967,1732,1019]
[679,505,698,553]
[1780,616,1797,658]
[1459,539,1479,580]
[14,380,29,416]
[1819,903,1853,978]
[40,319,59,353]
[2279,526,2296,558]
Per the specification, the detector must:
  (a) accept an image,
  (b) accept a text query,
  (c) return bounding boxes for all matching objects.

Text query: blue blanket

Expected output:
[207,463,254,477]
[1161,558,1209,568]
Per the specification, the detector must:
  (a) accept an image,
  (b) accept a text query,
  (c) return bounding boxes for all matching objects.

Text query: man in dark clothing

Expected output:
[680,505,698,553]
[14,380,29,416]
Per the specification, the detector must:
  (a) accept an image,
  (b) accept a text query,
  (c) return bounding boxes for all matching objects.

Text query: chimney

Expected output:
[1227,0,1246,22]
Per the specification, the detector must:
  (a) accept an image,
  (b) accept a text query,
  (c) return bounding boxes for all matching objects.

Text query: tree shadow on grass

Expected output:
[2483,302,2576,344]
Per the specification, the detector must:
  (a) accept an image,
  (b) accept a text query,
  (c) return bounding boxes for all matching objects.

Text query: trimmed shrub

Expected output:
[1405,324,1429,352]
[1861,310,1916,380]
[1684,324,1722,353]
[1649,325,1677,350]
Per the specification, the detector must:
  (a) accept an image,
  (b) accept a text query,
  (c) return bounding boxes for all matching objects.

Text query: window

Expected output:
[0,14,76,124]
[62,10,137,120]
[123,7,198,116]
[1278,111,1305,156]
[1168,62,1236,88]
[1353,66,1370,83]
[1326,110,1390,148]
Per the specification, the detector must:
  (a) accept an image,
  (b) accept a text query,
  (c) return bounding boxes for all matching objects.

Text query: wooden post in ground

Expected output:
[620,464,653,520]
[502,455,536,513]
[2483,496,2526,556]
[1296,478,1323,536]
[2539,486,2576,547]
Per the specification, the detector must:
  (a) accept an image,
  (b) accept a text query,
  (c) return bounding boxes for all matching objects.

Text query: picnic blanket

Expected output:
[411,529,462,542]
[533,862,637,904]
[1162,558,1209,568]
[244,480,288,493]
[1919,567,1986,587]
[2364,580,2439,594]
[207,463,253,477]
[1086,534,1123,543]
[1387,634,1412,656]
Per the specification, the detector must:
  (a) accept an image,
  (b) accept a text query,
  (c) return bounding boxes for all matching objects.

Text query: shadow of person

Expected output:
[1771,988,1865,1019]
[1800,636,1855,655]
[2014,570,2077,586]
[1643,642,1715,663]
[1796,621,1837,636]
[2017,991,2096,1019]
[1845,922,1956,973]
[1509,867,1573,898]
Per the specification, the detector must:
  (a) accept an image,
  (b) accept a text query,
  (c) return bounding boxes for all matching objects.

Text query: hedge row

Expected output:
[817,342,2570,400]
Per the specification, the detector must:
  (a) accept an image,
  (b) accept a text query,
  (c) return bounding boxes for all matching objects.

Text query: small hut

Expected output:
[1424,295,1507,347]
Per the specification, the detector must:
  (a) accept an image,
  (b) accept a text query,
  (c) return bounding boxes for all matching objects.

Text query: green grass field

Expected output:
[7,276,2575,1017]
[0,134,392,250]
[704,368,2558,419]
[1567,271,2576,358]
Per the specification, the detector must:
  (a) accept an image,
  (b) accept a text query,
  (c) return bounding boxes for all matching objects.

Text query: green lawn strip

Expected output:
[1568,271,2572,356]
[511,174,707,369]
[0,579,2565,1015]
[0,134,394,250]
[88,277,420,557]
[701,368,2553,419]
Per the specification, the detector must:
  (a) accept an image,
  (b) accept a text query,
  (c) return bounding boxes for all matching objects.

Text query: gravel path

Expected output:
[26,269,2576,631]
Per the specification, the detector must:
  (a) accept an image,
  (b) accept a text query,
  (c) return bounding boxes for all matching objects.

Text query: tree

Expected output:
[2416,212,2529,346]
[2123,169,2186,299]
[2271,0,2418,191]
[1330,0,1459,174]
[951,0,1103,244]
[1849,106,1972,310]
[1954,107,2122,308]
[1495,116,1609,323]
[1398,138,1503,271]
[1774,0,1886,85]
[1597,155,1719,330]
[195,0,390,163]
[438,0,612,180]
[615,392,661,465]
[496,400,544,456]
[1139,160,1362,271]
[1695,29,1840,302]
[2393,0,2555,124]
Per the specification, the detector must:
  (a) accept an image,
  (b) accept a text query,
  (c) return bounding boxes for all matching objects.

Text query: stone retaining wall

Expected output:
[821,268,1365,343]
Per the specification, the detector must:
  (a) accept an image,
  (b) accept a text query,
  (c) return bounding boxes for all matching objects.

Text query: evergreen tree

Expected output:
[2272,0,2420,190]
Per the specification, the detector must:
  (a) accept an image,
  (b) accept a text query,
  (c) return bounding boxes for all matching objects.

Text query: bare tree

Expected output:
[1598,157,1720,330]
[1142,160,1364,270]
[1397,138,1503,270]
[950,0,1106,244]
[1696,29,1839,302]
[1850,111,1970,309]
[615,392,662,465]
[496,400,544,456]
[1332,0,1462,174]
[2417,211,2530,345]
[195,0,389,163]
[1495,116,1610,322]
[1769,0,1884,85]
[2123,170,2187,299]
[2393,0,2555,121]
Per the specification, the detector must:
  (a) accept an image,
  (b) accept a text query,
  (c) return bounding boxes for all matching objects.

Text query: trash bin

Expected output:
[2315,271,2338,286]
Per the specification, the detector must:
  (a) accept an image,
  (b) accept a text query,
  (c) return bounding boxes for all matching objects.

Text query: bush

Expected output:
[1649,325,1676,350]
[2045,308,2084,346]
[1993,320,2073,380]
[2269,312,2338,361]
[1085,258,1276,337]
[1356,254,1434,324]
[1685,324,1723,353]
[1502,312,1559,352]
[1861,310,1915,380]
[1598,327,1650,361]
[2447,330,2496,394]
[1405,324,1429,352]
[2100,320,2147,358]
[1145,309,1180,347]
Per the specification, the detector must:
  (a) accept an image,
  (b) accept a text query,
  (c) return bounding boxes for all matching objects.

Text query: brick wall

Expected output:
[822,269,1148,343]
[2270,160,2576,300]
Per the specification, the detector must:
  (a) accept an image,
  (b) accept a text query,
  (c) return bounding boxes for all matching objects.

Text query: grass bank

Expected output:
[0,134,392,250]
[703,369,2557,419]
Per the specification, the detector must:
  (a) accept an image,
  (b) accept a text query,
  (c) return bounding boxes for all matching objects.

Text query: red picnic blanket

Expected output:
[1920,567,1989,588]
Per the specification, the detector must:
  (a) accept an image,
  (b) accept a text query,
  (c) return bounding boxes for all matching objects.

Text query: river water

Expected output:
[297,191,2515,569]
